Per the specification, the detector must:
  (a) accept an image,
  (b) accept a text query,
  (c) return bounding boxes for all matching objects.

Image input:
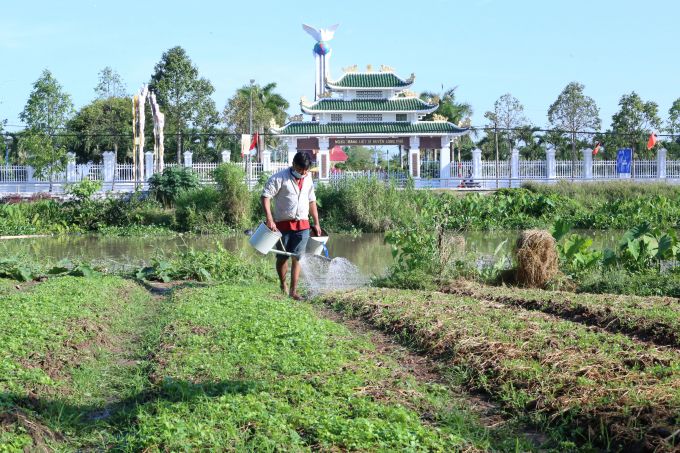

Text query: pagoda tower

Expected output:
[272,64,469,182]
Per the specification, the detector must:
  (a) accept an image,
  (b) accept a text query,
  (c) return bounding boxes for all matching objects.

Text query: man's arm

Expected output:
[261,196,277,231]
[309,201,321,236]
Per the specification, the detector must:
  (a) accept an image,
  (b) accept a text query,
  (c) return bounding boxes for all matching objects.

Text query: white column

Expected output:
[102,151,115,190]
[546,148,556,182]
[262,150,271,172]
[409,136,420,180]
[318,137,330,181]
[510,149,520,188]
[26,165,36,193]
[582,148,593,180]
[439,137,451,186]
[66,153,77,183]
[221,150,231,163]
[287,138,297,166]
[183,150,193,168]
[658,147,667,179]
[145,152,154,181]
[472,148,482,188]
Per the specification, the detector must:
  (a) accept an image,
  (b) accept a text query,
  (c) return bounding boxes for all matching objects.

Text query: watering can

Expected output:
[249,222,331,260]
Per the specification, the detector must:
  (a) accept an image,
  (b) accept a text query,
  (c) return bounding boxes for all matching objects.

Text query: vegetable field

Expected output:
[322,287,680,452]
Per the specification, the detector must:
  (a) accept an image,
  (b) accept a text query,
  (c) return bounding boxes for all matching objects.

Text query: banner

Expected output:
[330,137,408,147]
[617,148,632,174]
[241,134,251,157]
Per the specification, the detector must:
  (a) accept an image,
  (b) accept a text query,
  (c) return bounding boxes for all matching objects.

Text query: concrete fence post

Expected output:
[546,148,556,182]
[582,148,593,180]
[221,150,231,163]
[262,150,271,172]
[510,149,519,187]
[145,152,154,181]
[102,152,115,190]
[66,153,77,183]
[183,151,193,168]
[658,147,667,179]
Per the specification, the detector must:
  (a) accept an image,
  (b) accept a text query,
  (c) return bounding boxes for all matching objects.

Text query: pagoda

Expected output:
[271,64,470,181]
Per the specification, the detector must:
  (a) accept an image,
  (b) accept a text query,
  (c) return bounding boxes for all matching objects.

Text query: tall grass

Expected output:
[522,180,680,205]
[316,177,426,232]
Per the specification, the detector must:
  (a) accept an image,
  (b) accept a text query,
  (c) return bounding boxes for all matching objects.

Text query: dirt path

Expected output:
[310,301,551,449]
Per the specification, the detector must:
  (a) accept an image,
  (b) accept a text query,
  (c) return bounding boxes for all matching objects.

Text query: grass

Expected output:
[0,276,156,451]
[0,277,534,451]
[321,287,680,452]
[522,180,680,205]
[441,280,680,347]
[116,283,527,452]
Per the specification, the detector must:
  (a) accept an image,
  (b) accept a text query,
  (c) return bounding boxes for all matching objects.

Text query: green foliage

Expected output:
[148,165,201,206]
[547,82,601,149]
[137,243,273,283]
[212,163,253,229]
[63,179,102,200]
[149,46,218,163]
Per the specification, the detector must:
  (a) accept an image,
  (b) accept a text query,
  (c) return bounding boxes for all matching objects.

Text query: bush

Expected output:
[148,166,201,206]
[212,163,252,229]
[315,177,423,232]
[175,186,225,232]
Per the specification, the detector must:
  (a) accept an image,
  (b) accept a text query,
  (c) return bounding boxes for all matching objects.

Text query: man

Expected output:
[261,152,321,300]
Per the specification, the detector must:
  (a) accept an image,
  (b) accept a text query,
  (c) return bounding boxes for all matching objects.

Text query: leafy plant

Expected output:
[148,166,201,206]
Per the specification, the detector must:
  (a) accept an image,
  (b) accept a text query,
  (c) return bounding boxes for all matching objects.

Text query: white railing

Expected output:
[193,162,220,180]
[593,160,618,178]
[0,166,28,182]
[556,160,583,178]
[270,162,289,173]
[635,160,657,178]
[116,164,135,181]
[519,160,546,179]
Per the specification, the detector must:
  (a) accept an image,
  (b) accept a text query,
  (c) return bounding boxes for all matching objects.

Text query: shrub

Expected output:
[148,166,201,206]
[212,163,252,229]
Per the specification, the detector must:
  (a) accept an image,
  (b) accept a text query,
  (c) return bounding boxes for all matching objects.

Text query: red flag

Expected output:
[592,142,601,155]
[647,132,657,150]
[249,133,258,151]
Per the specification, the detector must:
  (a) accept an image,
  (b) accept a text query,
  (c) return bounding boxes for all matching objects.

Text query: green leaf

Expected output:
[549,218,573,242]
[493,239,508,257]
[620,223,651,250]
[564,234,588,260]
[199,268,212,282]
[15,267,34,282]
[136,267,156,280]
[626,238,640,260]
[47,267,69,275]
[601,248,617,266]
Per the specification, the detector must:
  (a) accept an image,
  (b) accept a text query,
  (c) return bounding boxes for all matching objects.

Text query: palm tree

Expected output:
[419,87,474,162]
[236,83,289,162]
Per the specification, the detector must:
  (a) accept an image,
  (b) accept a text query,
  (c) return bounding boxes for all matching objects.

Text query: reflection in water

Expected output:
[0,229,629,276]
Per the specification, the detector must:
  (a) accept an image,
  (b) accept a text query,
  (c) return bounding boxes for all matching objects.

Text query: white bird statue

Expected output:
[302,23,340,100]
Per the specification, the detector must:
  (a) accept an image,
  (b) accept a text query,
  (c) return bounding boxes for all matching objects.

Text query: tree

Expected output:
[221,88,271,163]
[19,69,74,190]
[234,82,289,162]
[667,98,680,139]
[548,82,601,175]
[95,67,129,164]
[611,92,662,160]
[149,47,218,164]
[484,94,529,169]
[420,87,473,163]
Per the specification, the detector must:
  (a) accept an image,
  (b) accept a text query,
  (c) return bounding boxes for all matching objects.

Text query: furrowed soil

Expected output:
[441,281,680,348]
[0,278,537,452]
[321,287,680,453]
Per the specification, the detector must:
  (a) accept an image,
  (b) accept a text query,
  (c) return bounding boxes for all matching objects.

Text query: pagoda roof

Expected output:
[301,98,437,113]
[326,72,413,89]
[272,121,469,136]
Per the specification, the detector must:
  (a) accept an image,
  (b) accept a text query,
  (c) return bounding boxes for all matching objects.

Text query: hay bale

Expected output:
[514,229,558,288]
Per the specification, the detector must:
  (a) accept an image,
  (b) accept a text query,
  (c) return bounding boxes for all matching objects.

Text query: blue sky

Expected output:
[2,0,678,133]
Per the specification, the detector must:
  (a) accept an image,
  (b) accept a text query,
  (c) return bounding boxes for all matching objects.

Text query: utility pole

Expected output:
[495,121,499,185]
[5,135,10,166]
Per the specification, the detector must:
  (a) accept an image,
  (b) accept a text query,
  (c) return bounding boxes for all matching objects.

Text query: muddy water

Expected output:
[0,230,626,275]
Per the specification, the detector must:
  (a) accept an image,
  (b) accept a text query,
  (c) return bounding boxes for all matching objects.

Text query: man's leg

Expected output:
[276,258,288,294]
[289,257,302,300]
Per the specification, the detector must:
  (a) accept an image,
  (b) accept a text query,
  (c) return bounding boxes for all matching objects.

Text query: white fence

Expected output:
[2,146,679,195]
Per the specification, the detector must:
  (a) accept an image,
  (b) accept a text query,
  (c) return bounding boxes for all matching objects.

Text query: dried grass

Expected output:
[514,230,558,288]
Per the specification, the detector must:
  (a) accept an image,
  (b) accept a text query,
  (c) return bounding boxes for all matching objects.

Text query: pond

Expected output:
[1,229,628,275]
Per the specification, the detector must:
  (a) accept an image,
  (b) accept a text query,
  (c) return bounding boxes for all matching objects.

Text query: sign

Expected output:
[330,137,408,147]
[617,148,632,173]
[241,134,251,156]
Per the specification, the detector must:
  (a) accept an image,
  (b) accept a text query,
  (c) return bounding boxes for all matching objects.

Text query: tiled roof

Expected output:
[302,98,436,112]
[327,73,411,88]
[274,122,468,135]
